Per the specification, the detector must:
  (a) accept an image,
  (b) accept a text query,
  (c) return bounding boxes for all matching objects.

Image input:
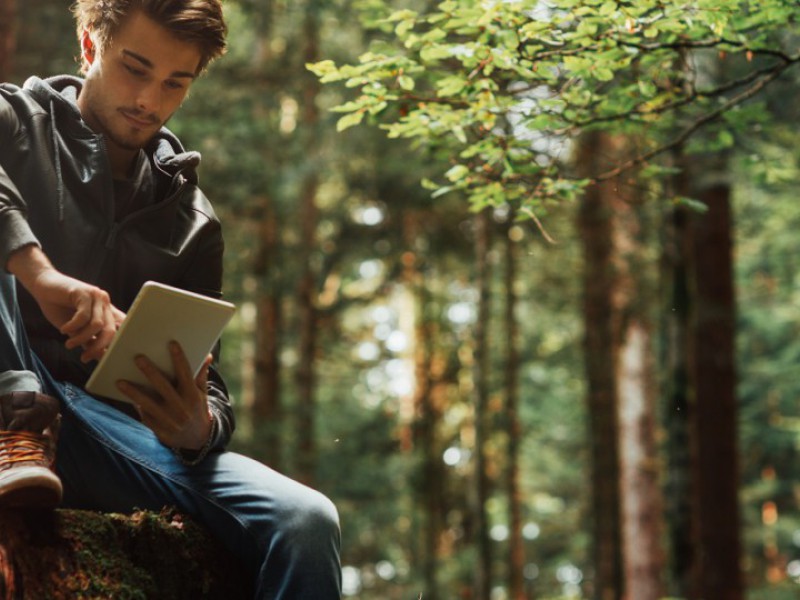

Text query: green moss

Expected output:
[2,508,249,599]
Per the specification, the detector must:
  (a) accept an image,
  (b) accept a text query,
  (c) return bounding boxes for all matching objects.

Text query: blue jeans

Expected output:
[0,274,342,599]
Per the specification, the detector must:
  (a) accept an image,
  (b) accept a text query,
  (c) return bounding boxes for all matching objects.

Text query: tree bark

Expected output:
[0,0,15,82]
[618,319,663,600]
[0,509,249,600]
[664,152,695,599]
[578,130,664,600]
[253,196,284,467]
[294,4,321,485]
[609,142,663,600]
[686,156,742,600]
[503,219,525,600]
[472,208,493,600]
[414,267,442,600]
[577,131,623,600]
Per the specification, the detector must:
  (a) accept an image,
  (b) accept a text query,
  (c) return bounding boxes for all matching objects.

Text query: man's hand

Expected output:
[116,341,214,450]
[7,245,124,362]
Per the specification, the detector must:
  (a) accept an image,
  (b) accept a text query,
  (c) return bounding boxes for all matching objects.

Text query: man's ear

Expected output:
[80,30,96,66]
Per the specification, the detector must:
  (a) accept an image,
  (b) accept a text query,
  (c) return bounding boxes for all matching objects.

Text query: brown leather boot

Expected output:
[0,391,63,508]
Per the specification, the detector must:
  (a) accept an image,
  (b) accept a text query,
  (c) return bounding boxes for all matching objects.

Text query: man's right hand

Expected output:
[6,245,124,362]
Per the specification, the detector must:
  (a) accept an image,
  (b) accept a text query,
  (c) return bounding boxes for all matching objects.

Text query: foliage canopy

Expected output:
[310,0,800,223]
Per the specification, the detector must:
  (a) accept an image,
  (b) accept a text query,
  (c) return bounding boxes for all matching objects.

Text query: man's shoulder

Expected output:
[0,81,46,138]
[184,185,220,224]
[0,81,23,95]
[0,77,69,121]
[0,80,38,110]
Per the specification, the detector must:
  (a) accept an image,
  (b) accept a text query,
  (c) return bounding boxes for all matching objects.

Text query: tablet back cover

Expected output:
[85,281,235,403]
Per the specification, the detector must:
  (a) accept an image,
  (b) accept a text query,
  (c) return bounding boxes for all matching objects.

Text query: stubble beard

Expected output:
[85,99,161,153]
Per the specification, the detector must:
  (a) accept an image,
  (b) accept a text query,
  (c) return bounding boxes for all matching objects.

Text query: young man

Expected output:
[0,1,341,598]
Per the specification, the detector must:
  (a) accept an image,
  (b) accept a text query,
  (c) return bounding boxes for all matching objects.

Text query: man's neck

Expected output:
[107,145,138,180]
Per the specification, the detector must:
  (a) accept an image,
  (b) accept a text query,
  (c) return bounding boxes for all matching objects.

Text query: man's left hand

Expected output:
[116,341,213,450]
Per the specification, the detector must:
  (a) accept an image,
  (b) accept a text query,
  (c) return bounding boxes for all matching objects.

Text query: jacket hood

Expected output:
[22,75,201,183]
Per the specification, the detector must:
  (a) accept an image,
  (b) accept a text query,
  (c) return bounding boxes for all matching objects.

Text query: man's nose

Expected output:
[135,82,161,115]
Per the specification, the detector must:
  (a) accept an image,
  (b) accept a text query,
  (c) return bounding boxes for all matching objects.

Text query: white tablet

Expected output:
[85,281,235,404]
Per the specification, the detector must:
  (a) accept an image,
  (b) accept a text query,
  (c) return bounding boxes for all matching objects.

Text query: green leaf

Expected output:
[638,79,658,98]
[398,75,415,90]
[672,196,709,214]
[306,60,337,77]
[431,185,454,198]
[599,1,616,16]
[452,125,468,144]
[396,19,415,37]
[437,76,467,96]
[594,67,614,82]
[336,111,365,132]
[445,164,469,182]
[419,44,453,62]
[386,9,417,22]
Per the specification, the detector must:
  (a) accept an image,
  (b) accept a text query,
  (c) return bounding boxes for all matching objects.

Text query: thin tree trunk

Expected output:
[577,131,623,600]
[402,211,442,599]
[416,273,441,600]
[0,0,15,81]
[686,156,742,600]
[247,0,284,467]
[608,140,663,600]
[472,208,493,600]
[253,196,284,466]
[504,219,525,600]
[578,130,664,599]
[664,151,694,599]
[618,318,663,600]
[294,4,321,485]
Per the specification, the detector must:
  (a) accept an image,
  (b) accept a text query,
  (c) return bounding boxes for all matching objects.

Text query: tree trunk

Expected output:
[686,155,742,600]
[663,151,695,599]
[294,4,321,485]
[618,318,663,600]
[0,0,15,82]
[609,144,663,600]
[577,131,623,600]
[472,208,493,600]
[0,509,249,600]
[253,197,284,467]
[415,271,441,600]
[662,148,695,598]
[503,219,525,600]
[578,130,664,600]
[403,213,445,600]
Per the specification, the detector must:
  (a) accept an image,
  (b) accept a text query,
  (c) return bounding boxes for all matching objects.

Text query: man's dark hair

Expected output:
[72,0,227,74]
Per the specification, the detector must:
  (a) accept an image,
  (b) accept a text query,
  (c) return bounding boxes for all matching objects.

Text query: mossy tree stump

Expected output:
[0,508,250,599]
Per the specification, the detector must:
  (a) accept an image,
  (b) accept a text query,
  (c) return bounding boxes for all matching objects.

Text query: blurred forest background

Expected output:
[3,1,800,599]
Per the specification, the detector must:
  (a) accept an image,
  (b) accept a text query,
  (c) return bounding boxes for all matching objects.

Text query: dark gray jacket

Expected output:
[0,75,234,450]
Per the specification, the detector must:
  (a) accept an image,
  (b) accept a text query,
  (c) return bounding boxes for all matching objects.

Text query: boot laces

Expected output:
[0,430,52,468]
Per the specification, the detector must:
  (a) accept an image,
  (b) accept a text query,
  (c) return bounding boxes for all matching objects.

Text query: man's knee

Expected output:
[281,489,340,547]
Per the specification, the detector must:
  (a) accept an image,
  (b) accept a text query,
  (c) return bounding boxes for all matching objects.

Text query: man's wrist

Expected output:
[171,407,218,466]
[6,244,53,290]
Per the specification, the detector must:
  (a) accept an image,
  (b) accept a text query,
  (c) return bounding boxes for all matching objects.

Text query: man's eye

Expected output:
[124,64,145,77]
[165,80,184,91]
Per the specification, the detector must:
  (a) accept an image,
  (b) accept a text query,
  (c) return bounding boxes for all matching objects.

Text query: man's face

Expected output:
[77,11,202,155]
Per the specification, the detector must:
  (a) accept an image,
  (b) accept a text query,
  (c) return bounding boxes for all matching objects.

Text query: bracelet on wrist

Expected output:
[172,408,217,466]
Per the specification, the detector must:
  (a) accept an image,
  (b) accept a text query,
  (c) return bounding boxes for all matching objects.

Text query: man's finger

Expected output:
[116,380,166,415]
[169,341,194,389]
[131,354,181,403]
[60,294,93,339]
[63,291,117,353]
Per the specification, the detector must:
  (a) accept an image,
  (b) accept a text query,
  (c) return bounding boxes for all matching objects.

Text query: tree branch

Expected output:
[593,59,798,181]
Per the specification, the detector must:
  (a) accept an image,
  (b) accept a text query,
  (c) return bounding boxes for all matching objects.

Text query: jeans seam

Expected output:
[61,383,260,548]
